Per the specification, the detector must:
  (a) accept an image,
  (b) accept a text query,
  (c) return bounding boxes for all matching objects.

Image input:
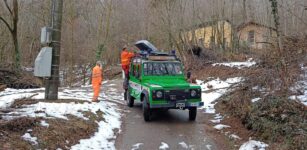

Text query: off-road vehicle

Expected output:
[124,40,204,122]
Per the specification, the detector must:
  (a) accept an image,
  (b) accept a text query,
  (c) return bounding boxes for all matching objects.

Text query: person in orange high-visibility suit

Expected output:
[92,61,103,102]
[121,47,135,77]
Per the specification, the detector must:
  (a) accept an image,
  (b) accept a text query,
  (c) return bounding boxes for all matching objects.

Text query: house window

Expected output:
[248,30,255,44]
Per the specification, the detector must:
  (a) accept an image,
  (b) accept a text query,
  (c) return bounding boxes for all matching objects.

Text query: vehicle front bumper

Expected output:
[149,100,204,109]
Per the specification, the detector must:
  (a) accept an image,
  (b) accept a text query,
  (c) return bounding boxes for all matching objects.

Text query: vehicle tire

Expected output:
[143,96,151,122]
[124,90,127,101]
[126,90,134,107]
[189,107,197,121]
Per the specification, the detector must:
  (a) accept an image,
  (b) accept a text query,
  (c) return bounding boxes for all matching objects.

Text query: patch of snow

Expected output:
[40,120,49,127]
[131,143,144,150]
[206,145,212,150]
[239,140,268,150]
[179,141,188,149]
[22,133,38,145]
[229,134,241,140]
[27,129,33,132]
[214,113,223,119]
[251,98,261,103]
[210,114,223,123]
[196,77,243,113]
[71,109,121,150]
[159,142,169,150]
[289,64,307,106]
[106,84,116,87]
[212,58,256,69]
[0,93,37,109]
[214,124,230,130]
[1,80,123,150]
[210,119,221,123]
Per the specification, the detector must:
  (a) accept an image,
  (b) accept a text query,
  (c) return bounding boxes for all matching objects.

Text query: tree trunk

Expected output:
[0,0,20,69]
[12,33,20,69]
[242,0,247,22]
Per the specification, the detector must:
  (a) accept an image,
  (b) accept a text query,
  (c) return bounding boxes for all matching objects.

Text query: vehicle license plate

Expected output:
[176,103,185,108]
[190,103,198,107]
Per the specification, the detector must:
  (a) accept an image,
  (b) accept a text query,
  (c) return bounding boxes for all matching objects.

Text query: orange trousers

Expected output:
[92,84,101,101]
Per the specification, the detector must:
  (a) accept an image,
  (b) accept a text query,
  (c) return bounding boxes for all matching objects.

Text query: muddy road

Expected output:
[113,79,229,150]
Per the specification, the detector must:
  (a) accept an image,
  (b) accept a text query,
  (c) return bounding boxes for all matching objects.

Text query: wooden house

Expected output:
[183,20,232,49]
[236,21,277,49]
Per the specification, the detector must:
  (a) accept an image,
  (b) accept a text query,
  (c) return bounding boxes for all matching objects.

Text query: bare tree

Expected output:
[0,0,20,69]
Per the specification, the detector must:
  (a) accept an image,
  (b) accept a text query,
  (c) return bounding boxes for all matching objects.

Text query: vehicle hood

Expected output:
[145,78,190,89]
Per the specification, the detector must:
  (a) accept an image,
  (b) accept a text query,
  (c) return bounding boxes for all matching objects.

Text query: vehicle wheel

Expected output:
[189,107,197,121]
[126,90,134,107]
[124,90,127,101]
[143,96,151,122]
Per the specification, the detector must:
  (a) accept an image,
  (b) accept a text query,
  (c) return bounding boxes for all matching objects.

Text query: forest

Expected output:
[0,0,307,150]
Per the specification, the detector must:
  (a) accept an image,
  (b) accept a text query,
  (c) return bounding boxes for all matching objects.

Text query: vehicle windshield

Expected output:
[143,62,183,76]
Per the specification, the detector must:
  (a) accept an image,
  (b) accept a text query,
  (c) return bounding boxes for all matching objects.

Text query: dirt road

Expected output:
[113,79,229,150]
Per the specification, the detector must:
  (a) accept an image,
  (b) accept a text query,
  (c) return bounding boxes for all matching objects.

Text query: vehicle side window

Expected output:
[133,63,137,77]
[129,60,134,76]
[131,60,141,80]
[136,64,140,79]
[144,63,148,75]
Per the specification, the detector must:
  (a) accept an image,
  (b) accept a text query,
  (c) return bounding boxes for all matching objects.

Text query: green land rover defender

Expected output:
[124,40,204,122]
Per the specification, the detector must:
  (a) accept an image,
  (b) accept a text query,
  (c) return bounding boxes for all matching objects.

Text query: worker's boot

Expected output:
[92,97,98,102]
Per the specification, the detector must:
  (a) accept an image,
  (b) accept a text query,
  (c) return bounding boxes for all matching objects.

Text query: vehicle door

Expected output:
[129,58,142,100]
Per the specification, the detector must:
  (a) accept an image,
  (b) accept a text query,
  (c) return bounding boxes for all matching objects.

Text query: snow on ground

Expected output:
[196,77,243,113]
[229,134,241,140]
[206,144,212,150]
[251,98,261,103]
[239,140,268,150]
[0,93,37,109]
[22,133,38,145]
[131,143,144,150]
[210,113,223,123]
[71,105,121,150]
[212,58,256,69]
[213,124,231,130]
[159,142,169,150]
[178,141,188,149]
[0,88,44,109]
[0,80,123,150]
[40,120,49,127]
[289,64,307,106]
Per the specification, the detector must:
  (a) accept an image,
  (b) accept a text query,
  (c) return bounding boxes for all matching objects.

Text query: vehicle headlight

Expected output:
[191,90,197,97]
[156,91,163,98]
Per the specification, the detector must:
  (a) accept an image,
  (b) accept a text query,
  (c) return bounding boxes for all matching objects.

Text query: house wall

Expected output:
[237,24,277,49]
[186,21,232,49]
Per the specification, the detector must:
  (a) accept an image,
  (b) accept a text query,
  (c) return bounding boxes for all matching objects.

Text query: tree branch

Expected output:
[3,0,13,15]
[0,16,13,33]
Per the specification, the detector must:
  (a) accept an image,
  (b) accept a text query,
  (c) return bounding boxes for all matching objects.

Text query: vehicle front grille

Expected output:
[165,89,190,101]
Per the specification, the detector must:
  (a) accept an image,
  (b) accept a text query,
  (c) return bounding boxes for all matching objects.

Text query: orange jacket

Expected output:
[92,65,103,85]
[121,50,135,66]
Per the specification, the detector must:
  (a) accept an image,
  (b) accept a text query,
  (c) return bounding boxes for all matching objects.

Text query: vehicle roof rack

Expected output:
[134,40,179,61]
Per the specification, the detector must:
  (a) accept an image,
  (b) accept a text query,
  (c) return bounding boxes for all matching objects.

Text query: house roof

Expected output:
[196,19,231,28]
[181,19,232,32]
[236,21,276,31]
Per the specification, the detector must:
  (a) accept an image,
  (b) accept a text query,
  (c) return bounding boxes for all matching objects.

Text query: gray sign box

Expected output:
[34,47,52,77]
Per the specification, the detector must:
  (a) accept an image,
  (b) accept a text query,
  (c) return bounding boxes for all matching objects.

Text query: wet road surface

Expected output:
[110,79,228,150]
[115,103,221,150]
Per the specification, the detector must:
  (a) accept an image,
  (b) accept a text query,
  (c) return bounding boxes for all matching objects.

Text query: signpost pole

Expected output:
[46,0,63,100]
